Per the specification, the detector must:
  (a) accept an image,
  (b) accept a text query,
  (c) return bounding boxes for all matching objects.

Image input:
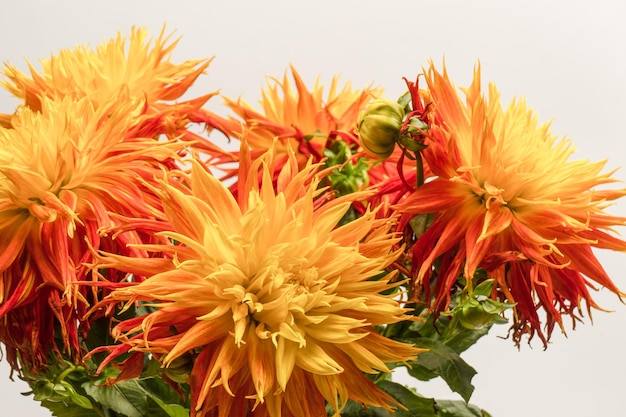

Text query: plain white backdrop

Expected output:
[1,1,625,416]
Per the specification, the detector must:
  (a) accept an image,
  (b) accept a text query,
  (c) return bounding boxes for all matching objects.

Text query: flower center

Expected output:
[231,263,323,347]
[483,181,507,210]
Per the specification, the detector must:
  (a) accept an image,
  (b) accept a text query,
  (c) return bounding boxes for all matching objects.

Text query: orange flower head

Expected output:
[2,26,208,111]
[95,146,420,416]
[0,27,226,157]
[0,95,182,372]
[218,66,382,179]
[396,62,626,346]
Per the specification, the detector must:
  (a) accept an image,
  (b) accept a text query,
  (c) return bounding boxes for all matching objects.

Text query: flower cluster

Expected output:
[1,28,624,417]
[0,26,226,372]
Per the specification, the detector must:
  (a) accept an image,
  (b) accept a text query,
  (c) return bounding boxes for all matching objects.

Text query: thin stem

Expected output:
[415,151,424,188]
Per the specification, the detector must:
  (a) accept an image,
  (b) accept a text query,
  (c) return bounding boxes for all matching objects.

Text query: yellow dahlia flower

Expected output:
[0,27,225,156]
[0,96,182,372]
[94,147,420,416]
[396,62,626,346]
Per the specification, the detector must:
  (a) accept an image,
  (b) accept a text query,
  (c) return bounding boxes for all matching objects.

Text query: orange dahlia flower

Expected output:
[217,66,382,180]
[0,27,226,158]
[93,147,420,417]
[0,96,184,372]
[396,62,626,346]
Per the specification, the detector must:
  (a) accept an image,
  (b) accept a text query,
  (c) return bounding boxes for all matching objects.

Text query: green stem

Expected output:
[53,363,78,384]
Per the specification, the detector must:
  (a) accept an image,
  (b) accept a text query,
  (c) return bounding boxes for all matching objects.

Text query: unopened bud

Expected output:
[357,99,404,159]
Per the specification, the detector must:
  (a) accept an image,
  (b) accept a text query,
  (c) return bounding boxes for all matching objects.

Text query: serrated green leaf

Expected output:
[138,376,187,407]
[40,400,102,417]
[82,380,148,417]
[405,362,438,382]
[435,399,491,417]
[442,325,490,354]
[139,377,189,415]
[146,396,190,417]
[376,380,437,417]
[407,339,476,402]
[82,376,190,417]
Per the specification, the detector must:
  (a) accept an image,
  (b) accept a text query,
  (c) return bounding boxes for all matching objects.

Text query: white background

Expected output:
[1,1,625,416]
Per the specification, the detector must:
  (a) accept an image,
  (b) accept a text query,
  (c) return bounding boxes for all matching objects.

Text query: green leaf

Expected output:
[40,400,102,417]
[435,400,492,417]
[146,396,190,417]
[82,380,148,417]
[69,392,94,410]
[143,357,164,378]
[138,377,186,406]
[82,376,190,417]
[472,280,495,297]
[83,316,118,365]
[442,325,490,354]
[327,398,391,416]
[377,380,437,417]
[397,91,412,111]
[139,377,190,415]
[404,363,438,382]
[371,381,493,417]
[407,339,477,402]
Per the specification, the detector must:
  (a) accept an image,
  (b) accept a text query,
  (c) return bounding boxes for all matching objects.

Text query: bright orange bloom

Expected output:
[0,96,184,372]
[93,147,420,417]
[396,62,626,346]
[217,66,382,181]
[0,27,226,158]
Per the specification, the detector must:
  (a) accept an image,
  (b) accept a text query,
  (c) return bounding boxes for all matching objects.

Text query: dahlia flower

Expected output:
[396,62,626,346]
[93,147,420,416]
[0,27,226,158]
[0,95,183,372]
[216,66,382,181]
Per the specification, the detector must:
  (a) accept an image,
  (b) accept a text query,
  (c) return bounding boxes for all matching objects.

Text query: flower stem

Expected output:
[415,151,424,188]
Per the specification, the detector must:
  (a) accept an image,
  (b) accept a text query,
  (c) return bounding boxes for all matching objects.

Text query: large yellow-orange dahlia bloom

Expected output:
[0,96,182,372]
[0,27,226,157]
[217,67,382,180]
[396,63,626,346]
[93,148,420,417]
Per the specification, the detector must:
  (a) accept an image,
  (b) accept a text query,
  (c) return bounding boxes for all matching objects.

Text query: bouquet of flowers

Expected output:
[0,27,624,417]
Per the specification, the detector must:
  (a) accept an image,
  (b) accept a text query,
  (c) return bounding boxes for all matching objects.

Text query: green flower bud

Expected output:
[458,301,496,330]
[357,98,404,159]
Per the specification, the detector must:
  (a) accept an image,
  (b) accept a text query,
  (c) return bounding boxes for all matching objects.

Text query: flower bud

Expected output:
[357,98,404,159]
